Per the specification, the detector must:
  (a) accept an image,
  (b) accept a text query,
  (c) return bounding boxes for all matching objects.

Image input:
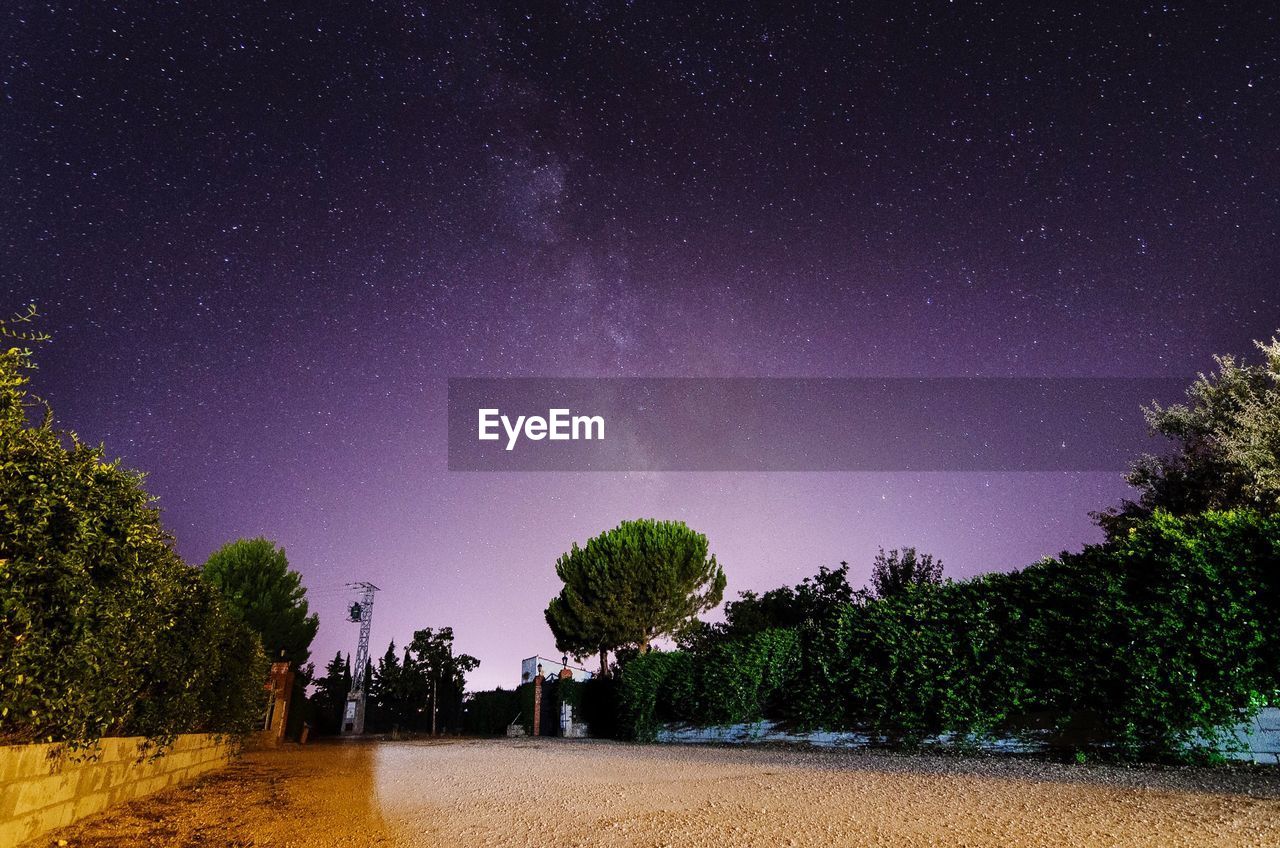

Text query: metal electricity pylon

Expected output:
[341,581,379,735]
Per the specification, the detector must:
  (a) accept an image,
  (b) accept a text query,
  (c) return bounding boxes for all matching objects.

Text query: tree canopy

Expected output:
[1,331,264,749]
[361,627,479,733]
[682,562,856,648]
[310,651,352,734]
[410,626,480,691]
[202,537,319,666]
[870,547,944,598]
[545,519,726,674]
[1096,333,1280,536]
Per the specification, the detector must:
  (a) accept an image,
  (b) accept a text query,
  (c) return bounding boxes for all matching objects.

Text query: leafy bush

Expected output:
[616,651,690,741]
[578,675,619,738]
[610,511,1280,760]
[0,346,266,751]
[614,629,800,740]
[837,511,1278,757]
[1006,509,1280,758]
[696,629,799,725]
[462,688,521,736]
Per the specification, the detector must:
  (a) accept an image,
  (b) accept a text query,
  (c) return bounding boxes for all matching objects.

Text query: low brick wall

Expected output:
[0,733,232,846]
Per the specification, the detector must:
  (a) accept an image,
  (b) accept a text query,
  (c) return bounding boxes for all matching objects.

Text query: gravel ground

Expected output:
[40,738,1280,847]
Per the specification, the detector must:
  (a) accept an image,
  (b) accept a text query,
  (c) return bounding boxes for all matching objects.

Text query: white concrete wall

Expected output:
[657,708,1280,763]
[1218,707,1280,764]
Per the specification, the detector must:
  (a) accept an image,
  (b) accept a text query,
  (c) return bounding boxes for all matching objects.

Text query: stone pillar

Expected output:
[265,662,295,744]
[532,670,545,737]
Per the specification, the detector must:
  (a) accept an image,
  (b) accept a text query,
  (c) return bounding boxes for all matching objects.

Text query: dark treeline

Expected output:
[308,627,478,735]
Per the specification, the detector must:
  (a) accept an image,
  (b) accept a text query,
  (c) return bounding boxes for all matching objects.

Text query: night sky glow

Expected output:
[3,3,1277,689]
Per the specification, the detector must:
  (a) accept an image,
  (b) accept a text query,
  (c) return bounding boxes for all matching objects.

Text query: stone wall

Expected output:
[0,734,231,846]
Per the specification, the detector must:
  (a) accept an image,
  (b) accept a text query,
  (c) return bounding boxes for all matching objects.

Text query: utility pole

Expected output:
[341,581,379,735]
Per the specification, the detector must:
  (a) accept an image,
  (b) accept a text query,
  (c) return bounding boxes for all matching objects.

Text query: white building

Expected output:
[520,654,594,685]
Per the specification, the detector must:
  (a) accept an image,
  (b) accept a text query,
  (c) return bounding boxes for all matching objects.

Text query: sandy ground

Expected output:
[38,738,1280,847]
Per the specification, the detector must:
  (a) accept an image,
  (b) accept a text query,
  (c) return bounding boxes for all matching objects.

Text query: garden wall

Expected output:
[0,734,231,846]
[655,707,1280,764]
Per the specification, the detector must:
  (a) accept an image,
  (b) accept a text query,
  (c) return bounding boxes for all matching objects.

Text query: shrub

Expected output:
[1007,510,1280,758]
[578,675,619,739]
[462,688,521,736]
[613,629,800,740]
[0,346,266,751]
[696,628,799,725]
[616,651,691,741]
[608,510,1280,761]
[831,511,1280,757]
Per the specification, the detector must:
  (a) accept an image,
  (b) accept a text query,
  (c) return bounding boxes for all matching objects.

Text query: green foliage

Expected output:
[368,641,406,728]
[363,627,480,733]
[836,512,1279,758]
[308,652,351,734]
[1007,509,1280,758]
[1097,333,1280,535]
[698,629,800,725]
[616,651,692,741]
[545,519,727,674]
[832,581,1015,744]
[410,627,481,694]
[613,629,800,741]
[707,563,854,644]
[202,537,318,667]
[607,512,1280,761]
[462,688,521,735]
[870,547,944,599]
[0,345,265,750]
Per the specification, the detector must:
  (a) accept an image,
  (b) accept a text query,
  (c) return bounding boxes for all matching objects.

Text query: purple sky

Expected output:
[3,3,1276,689]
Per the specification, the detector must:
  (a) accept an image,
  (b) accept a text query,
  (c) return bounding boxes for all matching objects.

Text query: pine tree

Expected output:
[545,519,726,674]
[201,538,319,666]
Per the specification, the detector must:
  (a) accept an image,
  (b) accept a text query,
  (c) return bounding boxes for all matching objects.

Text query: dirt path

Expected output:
[38,738,1280,847]
[36,743,389,848]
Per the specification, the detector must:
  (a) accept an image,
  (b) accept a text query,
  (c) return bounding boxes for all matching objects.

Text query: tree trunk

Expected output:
[599,648,609,677]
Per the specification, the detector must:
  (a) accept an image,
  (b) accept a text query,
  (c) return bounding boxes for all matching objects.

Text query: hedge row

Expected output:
[618,629,800,741]
[461,687,522,736]
[0,347,266,750]
[612,510,1280,759]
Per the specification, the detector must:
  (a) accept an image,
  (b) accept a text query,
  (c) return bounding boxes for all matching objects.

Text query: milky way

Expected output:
[3,3,1276,687]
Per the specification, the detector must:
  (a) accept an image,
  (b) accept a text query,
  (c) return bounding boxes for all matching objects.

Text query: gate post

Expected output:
[532,667,545,736]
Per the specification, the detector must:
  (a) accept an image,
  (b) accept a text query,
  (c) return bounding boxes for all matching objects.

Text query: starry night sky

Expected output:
[3,3,1277,688]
